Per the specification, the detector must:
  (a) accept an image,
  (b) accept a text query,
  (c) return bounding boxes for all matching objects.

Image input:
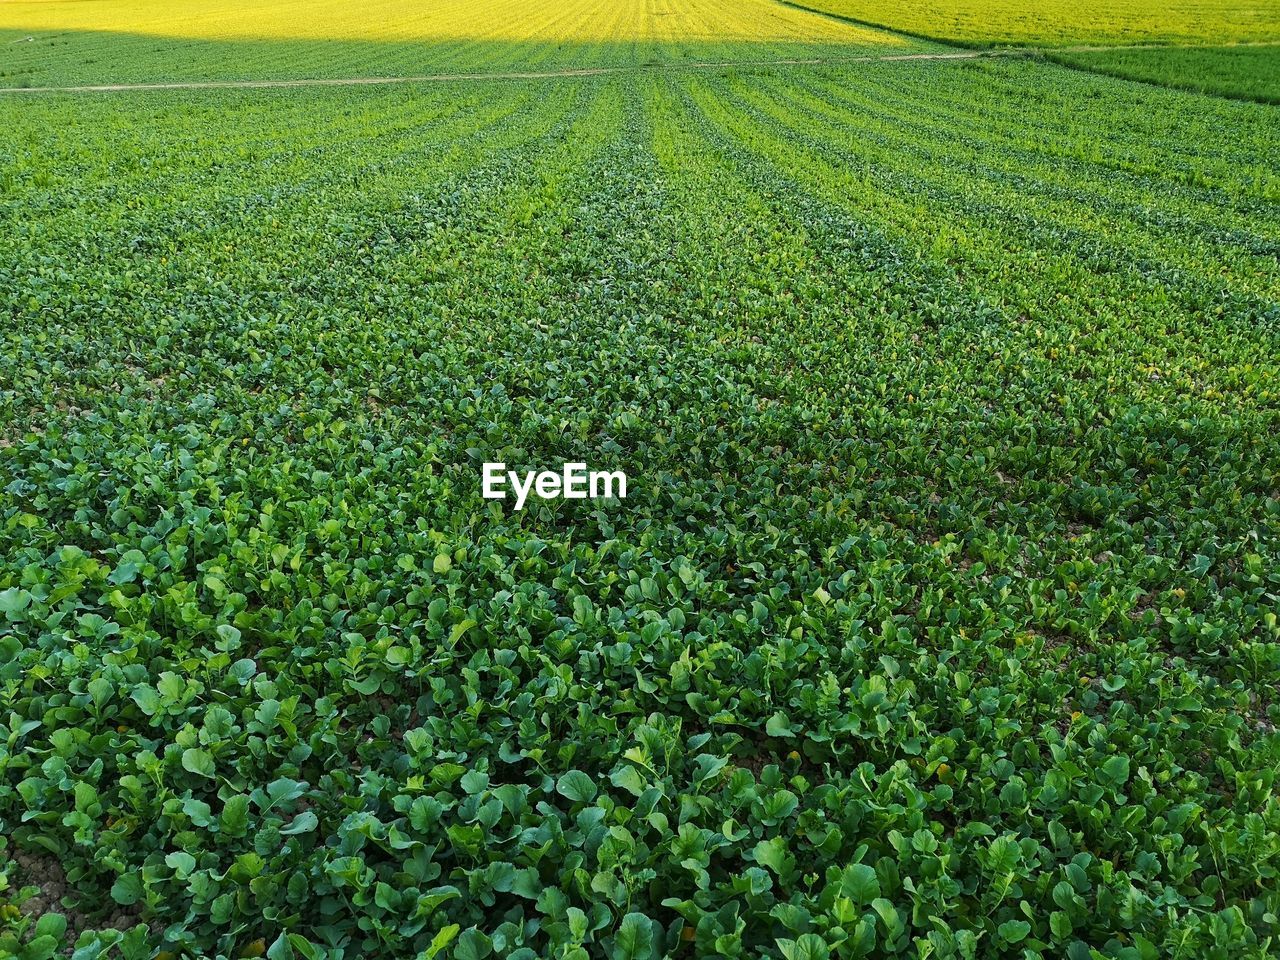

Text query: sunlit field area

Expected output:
[2,0,1279,958]
[0,0,922,85]
[797,0,1280,45]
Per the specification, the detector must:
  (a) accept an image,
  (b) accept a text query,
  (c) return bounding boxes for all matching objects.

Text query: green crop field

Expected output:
[1,1,1279,959]
[1050,45,1280,103]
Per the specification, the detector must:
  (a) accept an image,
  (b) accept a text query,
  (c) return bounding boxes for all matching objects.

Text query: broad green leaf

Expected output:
[998,920,1031,944]
[1101,755,1131,787]
[221,795,250,836]
[182,747,216,778]
[557,770,598,804]
[839,863,880,906]
[454,928,492,960]
[779,934,829,960]
[0,587,31,617]
[280,810,319,835]
[613,912,655,960]
[766,712,794,738]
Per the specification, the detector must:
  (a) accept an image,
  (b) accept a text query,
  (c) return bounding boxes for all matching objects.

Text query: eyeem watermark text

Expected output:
[482,462,627,510]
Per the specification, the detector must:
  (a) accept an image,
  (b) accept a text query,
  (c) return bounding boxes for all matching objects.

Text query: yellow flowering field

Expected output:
[0,0,917,84]
[800,0,1280,45]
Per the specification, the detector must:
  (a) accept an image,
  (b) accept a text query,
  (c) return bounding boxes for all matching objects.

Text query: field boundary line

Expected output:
[776,0,971,48]
[0,50,1003,93]
[1,41,1277,94]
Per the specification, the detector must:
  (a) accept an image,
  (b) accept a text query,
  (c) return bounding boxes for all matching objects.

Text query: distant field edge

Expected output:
[779,0,1280,48]
[773,0,977,49]
[1,37,1277,98]
[0,48,1005,94]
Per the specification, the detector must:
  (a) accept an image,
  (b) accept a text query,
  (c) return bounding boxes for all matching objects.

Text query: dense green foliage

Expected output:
[1051,45,1280,104]
[3,56,1279,959]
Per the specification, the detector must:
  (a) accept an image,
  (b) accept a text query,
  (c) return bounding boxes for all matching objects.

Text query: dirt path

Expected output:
[0,40,1275,95]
